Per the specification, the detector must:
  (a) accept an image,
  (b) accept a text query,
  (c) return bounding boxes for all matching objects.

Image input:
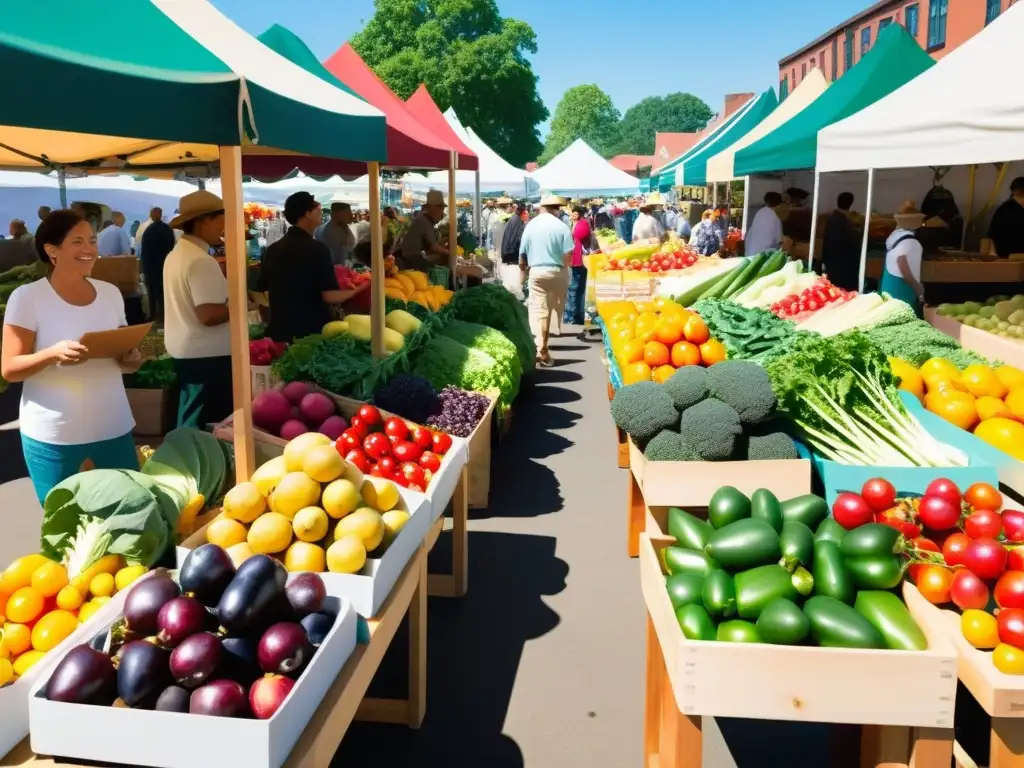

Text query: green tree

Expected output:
[539,85,621,164]
[351,0,547,167]
[614,93,714,156]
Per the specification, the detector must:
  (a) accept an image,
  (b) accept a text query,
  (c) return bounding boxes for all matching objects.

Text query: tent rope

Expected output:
[238,76,259,146]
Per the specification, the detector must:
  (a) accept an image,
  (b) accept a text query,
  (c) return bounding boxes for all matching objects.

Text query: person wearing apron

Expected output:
[881,205,927,317]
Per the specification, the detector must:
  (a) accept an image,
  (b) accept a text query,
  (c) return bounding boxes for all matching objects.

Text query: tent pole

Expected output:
[474,170,481,239]
[963,164,976,249]
[858,168,875,293]
[712,182,718,207]
[369,164,385,360]
[57,168,68,209]
[218,145,255,483]
[448,150,457,286]
[808,169,821,270]
[741,176,751,234]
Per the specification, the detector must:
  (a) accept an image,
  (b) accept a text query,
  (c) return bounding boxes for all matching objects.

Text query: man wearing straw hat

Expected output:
[519,195,573,366]
[163,190,233,429]
[882,200,927,316]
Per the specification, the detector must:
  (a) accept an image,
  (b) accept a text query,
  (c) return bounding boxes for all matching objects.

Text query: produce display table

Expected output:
[926,307,1024,370]
[2,544,430,768]
[639,534,957,768]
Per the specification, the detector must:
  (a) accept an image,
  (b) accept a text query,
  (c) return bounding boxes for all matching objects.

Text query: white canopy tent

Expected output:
[530,139,640,197]
[818,3,1024,171]
[404,109,537,196]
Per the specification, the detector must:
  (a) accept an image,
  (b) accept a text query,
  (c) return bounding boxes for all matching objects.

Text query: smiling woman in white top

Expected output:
[1,210,142,503]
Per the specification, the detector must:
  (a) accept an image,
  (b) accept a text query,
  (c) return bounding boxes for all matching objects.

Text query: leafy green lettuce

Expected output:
[412,334,514,410]
[440,320,521,398]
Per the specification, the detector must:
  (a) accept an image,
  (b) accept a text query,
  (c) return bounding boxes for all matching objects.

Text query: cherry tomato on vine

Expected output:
[832,492,873,530]
[950,569,990,611]
[861,478,897,513]
[908,537,939,583]
[995,571,1024,610]
[918,495,961,532]
[925,478,962,506]
[965,508,1003,540]
[1002,510,1024,543]
[963,537,1008,581]
[942,532,971,568]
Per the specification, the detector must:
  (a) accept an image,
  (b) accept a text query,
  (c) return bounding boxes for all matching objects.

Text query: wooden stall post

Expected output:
[448,150,457,283]
[368,164,386,360]
[218,146,255,482]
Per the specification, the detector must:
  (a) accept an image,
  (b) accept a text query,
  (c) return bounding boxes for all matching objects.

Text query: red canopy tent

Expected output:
[406,84,477,166]
[322,43,477,172]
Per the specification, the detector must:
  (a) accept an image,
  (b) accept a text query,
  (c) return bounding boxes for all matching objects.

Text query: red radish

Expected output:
[252,391,291,432]
[832,492,873,530]
[298,393,335,425]
[280,381,311,406]
[279,419,310,441]
[317,415,348,441]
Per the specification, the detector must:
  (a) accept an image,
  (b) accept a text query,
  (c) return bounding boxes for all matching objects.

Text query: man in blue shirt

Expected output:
[519,195,574,366]
[97,211,132,256]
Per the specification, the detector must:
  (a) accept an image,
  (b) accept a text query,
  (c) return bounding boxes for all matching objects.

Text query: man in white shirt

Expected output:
[744,191,784,257]
[96,211,132,256]
[163,191,233,429]
[632,195,666,242]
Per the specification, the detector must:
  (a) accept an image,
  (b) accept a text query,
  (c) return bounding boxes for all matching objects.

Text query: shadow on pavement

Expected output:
[334,531,569,767]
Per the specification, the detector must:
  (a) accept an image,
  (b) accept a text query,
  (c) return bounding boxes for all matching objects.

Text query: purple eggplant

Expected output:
[169,632,222,689]
[216,555,287,634]
[123,576,180,634]
[179,544,236,606]
[116,641,171,708]
[45,645,116,704]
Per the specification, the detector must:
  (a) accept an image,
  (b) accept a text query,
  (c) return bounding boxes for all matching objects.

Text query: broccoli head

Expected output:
[744,431,799,460]
[705,360,776,425]
[663,365,709,411]
[679,398,742,461]
[611,381,678,443]
[643,429,698,462]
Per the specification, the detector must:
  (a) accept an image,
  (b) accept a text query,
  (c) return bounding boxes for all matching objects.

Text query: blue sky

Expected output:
[214,0,868,132]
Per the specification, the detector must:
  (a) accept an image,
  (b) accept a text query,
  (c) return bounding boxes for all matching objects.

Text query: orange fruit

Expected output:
[623,362,652,385]
[653,318,684,346]
[699,339,727,366]
[670,341,701,367]
[620,338,645,365]
[30,561,68,598]
[612,327,633,345]
[6,587,44,625]
[652,365,676,384]
[643,341,670,368]
[996,366,1024,390]
[976,396,1011,422]
[3,623,31,656]
[683,315,710,345]
[0,555,49,593]
[1006,387,1024,421]
[960,364,1007,400]
[924,389,978,432]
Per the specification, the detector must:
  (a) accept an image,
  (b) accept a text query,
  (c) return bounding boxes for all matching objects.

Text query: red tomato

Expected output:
[965,509,1003,540]
[410,425,434,450]
[384,417,408,441]
[861,478,897,513]
[832,492,873,530]
[348,416,371,438]
[363,432,391,461]
[344,448,371,473]
[964,537,1008,581]
[918,496,961,532]
[1003,510,1024,543]
[369,464,385,478]
[400,462,427,492]
[391,471,410,488]
[908,537,940,582]
[965,482,1003,512]
[357,404,382,428]
[998,608,1024,648]
[995,571,1024,610]
[336,430,362,453]
[431,431,453,455]
[916,564,953,605]
[392,441,423,463]
[942,533,971,567]
[950,569,991,611]
[378,455,399,478]
[418,451,442,473]
[875,507,921,539]
[924,478,962,506]
[1010,548,1024,572]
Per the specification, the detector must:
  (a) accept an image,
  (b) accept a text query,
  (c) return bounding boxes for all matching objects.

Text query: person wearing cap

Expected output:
[2,209,143,503]
[632,195,666,242]
[398,189,450,271]
[519,195,574,366]
[162,190,233,429]
[983,177,1024,259]
[259,192,351,343]
[744,192,784,258]
[315,202,355,267]
[882,201,927,316]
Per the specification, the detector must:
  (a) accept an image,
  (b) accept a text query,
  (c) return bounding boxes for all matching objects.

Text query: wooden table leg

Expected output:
[407,545,427,728]
[991,717,1024,768]
[617,426,630,469]
[860,725,912,768]
[644,613,701,768]
[908,728,954,768]
[644,616,663,766]
[628,470,645,558]
[427,467,469,598]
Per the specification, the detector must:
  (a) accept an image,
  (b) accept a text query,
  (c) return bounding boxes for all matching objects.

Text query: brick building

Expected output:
[778,0,1016,96]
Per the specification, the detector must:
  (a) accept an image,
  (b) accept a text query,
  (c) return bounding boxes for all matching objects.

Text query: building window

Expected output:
[861,26,872,56]
[986,0,1001,24]
[821,49,827,75]
[879,16,893,30]
[904,3,919,35]
[832,38,838,79]
[810,56,816,68]
[844,29,854,71]
[801,62,807,78]
[780,76,789,100]
[928,0,948,48]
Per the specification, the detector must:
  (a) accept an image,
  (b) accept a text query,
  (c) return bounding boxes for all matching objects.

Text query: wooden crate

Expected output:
[626,438,811,557]
[465,394,497,510]
[126,387,175,437]
[908,583,1024,768]
[639,533,957,768]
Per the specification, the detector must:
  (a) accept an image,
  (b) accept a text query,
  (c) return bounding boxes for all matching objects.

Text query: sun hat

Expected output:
[641,193,663,209]
[425,189,447,207]
[894,200,926,230]
[496,196,513,204]
[170,190,225,229]
[540,194,566,207]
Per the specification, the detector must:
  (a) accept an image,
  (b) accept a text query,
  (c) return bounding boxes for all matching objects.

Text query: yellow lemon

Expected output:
[283,541,326,573]
[326,535,367,574]
[247,512,294,554]
[976,396,1012,422]
[207,517,249,549]
[996,365,1024,390]
[113,565,148,592]
[292,507,329,543]
[222,481,267,524]
[269,473,321,519]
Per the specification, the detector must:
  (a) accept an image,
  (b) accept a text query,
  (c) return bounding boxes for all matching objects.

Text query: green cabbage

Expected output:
[440,320,522,398]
